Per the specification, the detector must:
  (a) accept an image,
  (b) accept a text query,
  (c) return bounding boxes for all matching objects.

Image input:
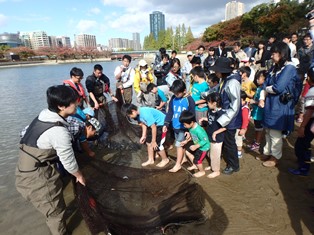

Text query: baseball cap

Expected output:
[83,107,95,117]
[87,118,101,133]
[187,51,193,56]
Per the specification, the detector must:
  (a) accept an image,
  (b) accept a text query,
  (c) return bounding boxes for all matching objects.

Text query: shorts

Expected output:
[185,141,208,165]
[254,120,263,131]
[173,129,186,147]
[146,126,166,151]
[235,129,243,147]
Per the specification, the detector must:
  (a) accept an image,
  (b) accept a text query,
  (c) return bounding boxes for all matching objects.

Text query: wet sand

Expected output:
[4,121,314,235]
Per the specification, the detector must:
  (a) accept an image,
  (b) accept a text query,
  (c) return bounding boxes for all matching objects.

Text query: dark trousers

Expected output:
[222,129,239,170]
[295,118,314,172]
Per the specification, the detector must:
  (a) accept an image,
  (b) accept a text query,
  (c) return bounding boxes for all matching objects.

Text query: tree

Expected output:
[0,45,10,59]
[186,27,194,44]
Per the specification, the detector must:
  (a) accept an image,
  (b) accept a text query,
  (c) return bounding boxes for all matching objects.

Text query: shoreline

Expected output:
[0,58,112,69]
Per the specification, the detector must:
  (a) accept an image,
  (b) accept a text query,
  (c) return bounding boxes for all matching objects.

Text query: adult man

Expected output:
[63,67,88,109]
[228,41,247,68]
[85,64,117,119]
[209,57,242,175]
[264,35,277,69]
[182,51,193,90]
[215,41,228,58]
[16,85,86,235]
[114,54,135,104]
[197,45,206,65]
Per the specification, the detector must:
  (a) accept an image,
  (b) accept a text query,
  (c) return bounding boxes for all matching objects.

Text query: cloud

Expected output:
[76,20,98,33]
[89,7,101,15]
[100,0,269,37]
[0,14,7,27]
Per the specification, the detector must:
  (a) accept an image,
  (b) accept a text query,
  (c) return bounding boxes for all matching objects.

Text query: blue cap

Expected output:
[83,107,95,117]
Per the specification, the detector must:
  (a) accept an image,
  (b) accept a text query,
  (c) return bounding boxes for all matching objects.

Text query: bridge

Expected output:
[110,50,172,61]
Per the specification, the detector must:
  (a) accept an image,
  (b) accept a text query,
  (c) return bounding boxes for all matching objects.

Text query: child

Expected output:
[179,110,210,177]
[199,92,226,178]
[288,65,314,176]
[123,103,169,167]
[207,73,220,93]
[146,83,168,112]
[163,80,195,172]
[240,66,256,102]
[235,91,251,158]
[190,66,210,122]
[248,70,266,151]
[66,116,101,157]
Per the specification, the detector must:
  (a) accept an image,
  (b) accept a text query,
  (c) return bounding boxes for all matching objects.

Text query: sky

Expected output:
[0,0,271,46]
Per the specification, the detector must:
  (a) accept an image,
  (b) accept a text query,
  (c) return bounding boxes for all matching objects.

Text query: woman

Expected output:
[254,41,266,71]
[203,47,218,73]
[258,42,302,167]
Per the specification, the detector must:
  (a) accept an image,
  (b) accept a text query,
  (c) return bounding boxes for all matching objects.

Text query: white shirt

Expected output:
[114,66,135,88]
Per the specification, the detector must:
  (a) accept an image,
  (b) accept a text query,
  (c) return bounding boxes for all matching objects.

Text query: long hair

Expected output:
[271,41,291,72]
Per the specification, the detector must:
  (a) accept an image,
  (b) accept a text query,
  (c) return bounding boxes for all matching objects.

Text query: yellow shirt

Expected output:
[133,68,154,93]
[242,80,256,102]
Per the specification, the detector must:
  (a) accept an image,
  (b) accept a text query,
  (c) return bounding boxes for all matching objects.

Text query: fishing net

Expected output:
[74,101,208,235]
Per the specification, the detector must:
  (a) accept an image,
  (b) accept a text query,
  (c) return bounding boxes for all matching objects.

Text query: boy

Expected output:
[207,73,220,93]
[235,91,250,158]
[240,66,256,102]
[146,83,168,112]
[16,85,85,235]
[179,110,210,177]
[67,116,101,157]
[190,67,210,122]
[163,80,196,172]
[123,103,169,167]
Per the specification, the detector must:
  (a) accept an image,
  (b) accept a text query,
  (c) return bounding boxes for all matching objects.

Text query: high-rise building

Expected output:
[74,34,97,48]
[20,31,50,50]
[132,32,141,50]
[0,32,22,48]
[108,37,136,51]
[149,11,165,40]
[225,1,245,21]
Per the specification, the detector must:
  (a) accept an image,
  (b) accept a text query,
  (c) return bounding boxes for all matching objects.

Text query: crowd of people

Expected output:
[14,13,314,235]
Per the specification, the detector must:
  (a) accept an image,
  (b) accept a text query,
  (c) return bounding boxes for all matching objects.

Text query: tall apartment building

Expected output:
[150,11,165,40]
[74,34,97,48]
[0,32,22,47]
[132,32,141,50]
[20,31,50,50]
[56,36,71,48]
[225,1,245,21]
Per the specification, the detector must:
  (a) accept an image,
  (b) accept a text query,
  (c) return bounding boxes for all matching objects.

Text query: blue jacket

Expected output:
[218,72,242,130]
[263,63,302,132]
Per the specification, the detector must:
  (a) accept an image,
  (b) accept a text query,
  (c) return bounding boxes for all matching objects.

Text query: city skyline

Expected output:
[0,0,274,46]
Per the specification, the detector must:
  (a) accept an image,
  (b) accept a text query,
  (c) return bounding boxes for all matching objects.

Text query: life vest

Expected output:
[18,117,65,173]
[63,80,86,100]
[93,78,105,97]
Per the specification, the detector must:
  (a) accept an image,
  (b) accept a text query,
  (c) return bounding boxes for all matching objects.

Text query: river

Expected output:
[0,60,139,234]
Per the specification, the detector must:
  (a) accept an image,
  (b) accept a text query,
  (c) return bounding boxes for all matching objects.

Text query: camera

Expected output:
[279,92,293,104]
[122,67,127,72]
[305,12,314,20]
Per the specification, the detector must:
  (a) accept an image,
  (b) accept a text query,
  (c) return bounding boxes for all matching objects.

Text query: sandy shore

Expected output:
[4,121,314,235]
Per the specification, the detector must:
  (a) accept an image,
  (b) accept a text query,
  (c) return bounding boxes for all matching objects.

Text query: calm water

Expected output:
[0,60,138,233]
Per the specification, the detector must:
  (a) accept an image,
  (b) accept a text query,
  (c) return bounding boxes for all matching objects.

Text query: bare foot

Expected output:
[205,166,211,171]
[193,171,206,178]
[141,160,154,167]
[169,165,181,172]
[207,171,220,178]
[181,156,188,165]
[156,159,170,167]
[187,165,198,171]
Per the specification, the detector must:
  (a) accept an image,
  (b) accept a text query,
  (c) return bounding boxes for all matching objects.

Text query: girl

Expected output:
[199,92,226,178]
[248,70,267,151]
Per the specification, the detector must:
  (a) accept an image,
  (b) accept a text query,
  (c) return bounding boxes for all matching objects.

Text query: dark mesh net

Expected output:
[74,102,207,235]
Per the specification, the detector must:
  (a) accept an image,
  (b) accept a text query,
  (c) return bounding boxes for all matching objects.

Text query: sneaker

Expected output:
[288,168,309,176]
[238,151,242,159]
[250,142,260,151]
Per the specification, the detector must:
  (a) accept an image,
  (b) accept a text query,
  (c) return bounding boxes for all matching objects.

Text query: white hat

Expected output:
[187,51,193,56]
[138,59,148,67]
[87,118,101,133]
